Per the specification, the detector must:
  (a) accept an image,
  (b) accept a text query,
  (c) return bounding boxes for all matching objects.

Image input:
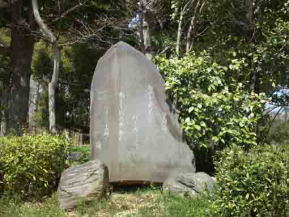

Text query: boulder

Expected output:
[69,151,83,161]
[58,160,109,210]
[163,172,215,196]
[90,41,195,183]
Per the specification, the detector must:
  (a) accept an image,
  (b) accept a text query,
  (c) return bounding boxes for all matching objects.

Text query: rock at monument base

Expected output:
[163,172,215,197]
[90,41,195,184]
[58,160,109,210]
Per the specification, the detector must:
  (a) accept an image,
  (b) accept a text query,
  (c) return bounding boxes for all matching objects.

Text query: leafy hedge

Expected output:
[0,134,71,200]
[210,144,289,217]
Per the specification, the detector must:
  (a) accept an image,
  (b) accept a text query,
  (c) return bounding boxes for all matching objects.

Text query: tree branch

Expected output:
[52,1,88,23]
[32,0,56,43]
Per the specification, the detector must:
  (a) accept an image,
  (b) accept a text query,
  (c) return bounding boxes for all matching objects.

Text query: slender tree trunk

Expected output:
[139,2,145,53]
[245,0,254,42]
[140,0,153,60]
[143,19,152,60]
[0,58,10,136]
[245,0,258,92]
[32,0,60,133]
[7,0,35,134]
[186,0,206,53]
[28,75,44,132]
[176,1,192,57]
[176,10,184,57]
[0,89,8,136]
[48,45,60,133]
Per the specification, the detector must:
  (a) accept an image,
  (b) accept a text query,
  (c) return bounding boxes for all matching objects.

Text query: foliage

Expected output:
[155,54,266,150]
[31,41,100,132]
[0,134,71,200]
[210,144,289,217]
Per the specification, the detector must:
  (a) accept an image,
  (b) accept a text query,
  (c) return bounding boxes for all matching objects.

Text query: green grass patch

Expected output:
[0,194,67,217]
[0,187,210,217]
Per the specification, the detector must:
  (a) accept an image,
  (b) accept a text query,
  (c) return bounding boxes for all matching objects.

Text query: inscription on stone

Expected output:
[90,41,195,183]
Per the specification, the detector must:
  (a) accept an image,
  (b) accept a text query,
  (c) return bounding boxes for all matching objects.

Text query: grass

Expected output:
[0,194,67,217]
[0,145,210,216]
[0,187,210,217]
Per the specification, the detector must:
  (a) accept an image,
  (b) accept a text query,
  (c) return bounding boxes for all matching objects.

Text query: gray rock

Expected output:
[163,172,215,196]
[69,151,83,161]
[58,160,109,210]
[90,41,195,184]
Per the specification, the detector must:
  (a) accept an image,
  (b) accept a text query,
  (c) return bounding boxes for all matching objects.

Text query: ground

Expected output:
[0,187,209,217]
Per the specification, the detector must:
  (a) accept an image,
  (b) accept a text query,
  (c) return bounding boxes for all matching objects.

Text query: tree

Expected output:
[0,0,37,135]
[32,0,60,133]
[0,0,129,134]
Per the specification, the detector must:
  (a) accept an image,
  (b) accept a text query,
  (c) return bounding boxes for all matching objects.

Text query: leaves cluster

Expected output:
[0,133,71,200]
[210,144,289,217]
[155,54,266,150]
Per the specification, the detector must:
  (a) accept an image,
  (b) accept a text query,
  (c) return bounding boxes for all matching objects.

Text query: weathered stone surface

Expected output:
[163,172,215,196]
[90,41,195,183]
[58,160,109,210]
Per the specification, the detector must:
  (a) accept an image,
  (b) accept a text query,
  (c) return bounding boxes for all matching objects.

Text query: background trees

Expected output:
[0,0,130,134]
[0,0,288,138]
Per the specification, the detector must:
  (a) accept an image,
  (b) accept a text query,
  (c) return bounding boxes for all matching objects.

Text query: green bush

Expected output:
[210,144,289,217]
[155,54,266,150]
[0,134,71,200]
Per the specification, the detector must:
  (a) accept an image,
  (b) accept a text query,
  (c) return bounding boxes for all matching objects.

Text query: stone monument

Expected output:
[90,41,195,183]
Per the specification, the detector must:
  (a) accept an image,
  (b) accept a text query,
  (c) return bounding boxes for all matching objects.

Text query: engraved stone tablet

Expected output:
[90,41,195,183]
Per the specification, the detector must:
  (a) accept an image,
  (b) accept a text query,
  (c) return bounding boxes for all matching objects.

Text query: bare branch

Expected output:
[52,1,88,23]
[32,0,56,43]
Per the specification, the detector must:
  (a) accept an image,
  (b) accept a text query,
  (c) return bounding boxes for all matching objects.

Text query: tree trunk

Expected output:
[245,0,258,92]
[48,45,60,133]
[176,10,184,57]
[7,0,35,134]
[138,2,145,53]
[186,0,206,53]
[140,0,153,60]
[28,75,44,132]
[176,1,192,57]
[0,88,8,136]
[143,19,152,60]
[32,0,60,133]
[245,0,254,42]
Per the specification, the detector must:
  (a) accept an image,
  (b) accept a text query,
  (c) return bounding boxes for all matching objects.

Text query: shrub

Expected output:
[210,144,289,217]
[155,54,267,173]
[0,134,71,200]
[155,54,266,150]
